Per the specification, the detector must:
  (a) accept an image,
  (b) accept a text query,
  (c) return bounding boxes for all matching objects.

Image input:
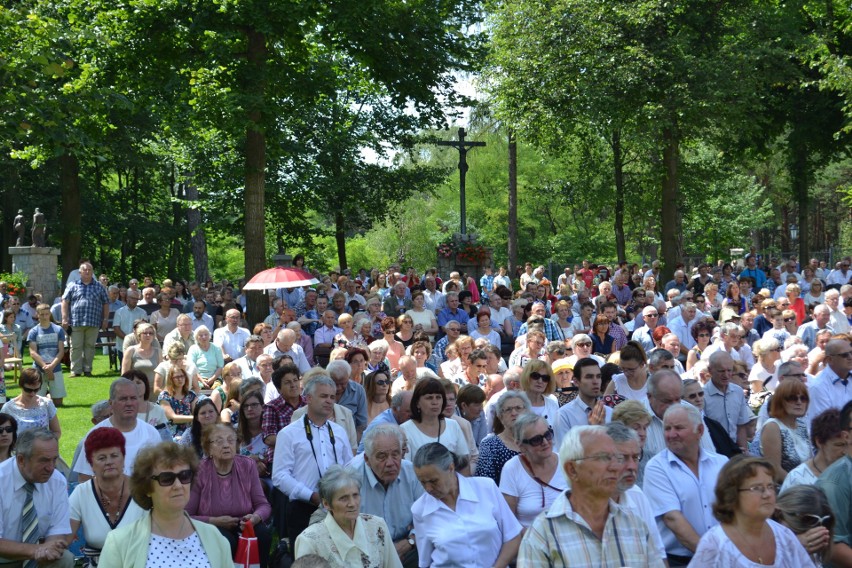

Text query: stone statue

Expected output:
[13,210,25,246]
[31,208,46,248]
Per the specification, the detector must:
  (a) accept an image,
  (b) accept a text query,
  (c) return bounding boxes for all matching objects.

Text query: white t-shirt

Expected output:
[74,419,161,477]
[499,454,567,527]
[402,418,469,462]
[69,480,146,549]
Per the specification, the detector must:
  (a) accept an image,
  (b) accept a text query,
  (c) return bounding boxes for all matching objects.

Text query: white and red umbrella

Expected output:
[242,266,318,290]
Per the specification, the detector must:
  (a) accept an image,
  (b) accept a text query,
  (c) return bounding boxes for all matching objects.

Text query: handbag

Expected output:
[234,519,260,568]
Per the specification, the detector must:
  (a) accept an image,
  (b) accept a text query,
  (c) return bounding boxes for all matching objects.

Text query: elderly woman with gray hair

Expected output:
[476,390,532,483]
[413,443,522,568]
[294,465,402,568]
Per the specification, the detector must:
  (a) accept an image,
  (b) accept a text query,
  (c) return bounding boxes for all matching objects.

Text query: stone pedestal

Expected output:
[8,247,61,302]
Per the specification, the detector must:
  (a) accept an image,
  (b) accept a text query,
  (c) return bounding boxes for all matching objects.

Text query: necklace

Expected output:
[152,512,189,540]
[811,457,824,474]
[729,523,768,565]
[96,478,125,524]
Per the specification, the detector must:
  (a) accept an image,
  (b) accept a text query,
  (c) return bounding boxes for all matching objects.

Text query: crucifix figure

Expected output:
[436,127,486,235]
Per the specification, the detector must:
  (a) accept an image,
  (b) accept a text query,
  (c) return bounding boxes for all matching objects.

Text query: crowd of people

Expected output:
[0,253,849,567]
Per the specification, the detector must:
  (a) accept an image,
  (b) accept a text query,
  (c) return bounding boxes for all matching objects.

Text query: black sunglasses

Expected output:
[0,426,14,434]
[151,469,194,487]
[375,379,391,386]
[529,372,551,383]
[22,385,41,394]
[522,427,555,447]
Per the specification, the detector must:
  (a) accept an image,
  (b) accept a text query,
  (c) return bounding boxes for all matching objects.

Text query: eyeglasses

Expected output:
[575,342,592,348]
[797,513,833,528]
[697,333,711,338]
[242,402,262,410]
[575,453,625,465]
[501,405,526,415]
[151,469,194,487]
[529,372,550,383]
[784,317,796,323]
[375,379,390,386]
[686,391,705,400]
[0,426,14,434]
[738,483,778,495]
[785,395,808,403]
[22,385,41,394]
[521,427,554,447]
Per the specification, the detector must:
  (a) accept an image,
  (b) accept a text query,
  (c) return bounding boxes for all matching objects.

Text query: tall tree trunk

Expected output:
[612,129,626,263]
[507,128,518,277]
[243,28,268,328]
[168,165,181,277]
[660,127,681,284]
[789,135,810,262]
[59,152,82,289]
[184,180,210,284]
[335,210,348,270]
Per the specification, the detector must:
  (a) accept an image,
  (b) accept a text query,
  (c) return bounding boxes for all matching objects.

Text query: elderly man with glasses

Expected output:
[519,425,663,567]
[808,339,852,429]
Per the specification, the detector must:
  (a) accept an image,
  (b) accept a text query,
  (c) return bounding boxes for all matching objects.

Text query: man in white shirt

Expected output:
[272,374,353,546]
[212,308,251,363]
[631,305,660,355]
[825,289,850,334]
[74,378,161,481]
[826,259,852,287]
[808,339,852,427]
[643,370,716,459]
[0,429,74,567]
[557,357,612,443]
[264,328,311,374]
[234,335,265,379]
[667,302,700,354]
[701,322,743,362]
[643,404,728,566]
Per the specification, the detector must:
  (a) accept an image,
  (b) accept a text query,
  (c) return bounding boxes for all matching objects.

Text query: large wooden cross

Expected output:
[436,127,486,235]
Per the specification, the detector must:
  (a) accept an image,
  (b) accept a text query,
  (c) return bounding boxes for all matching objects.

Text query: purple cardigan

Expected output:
[186,455,272,523]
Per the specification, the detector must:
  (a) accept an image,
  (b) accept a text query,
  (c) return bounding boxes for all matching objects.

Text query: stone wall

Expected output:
[9,247,61,302]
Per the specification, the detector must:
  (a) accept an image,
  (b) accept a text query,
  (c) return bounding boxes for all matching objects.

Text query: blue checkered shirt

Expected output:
[63,280,108,327]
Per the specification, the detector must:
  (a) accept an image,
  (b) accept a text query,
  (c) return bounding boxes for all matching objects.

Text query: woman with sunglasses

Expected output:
[157,366,198,442]
[0,413,17,461]
[686,320,715,371]
[69,427,145,566]
[757,380,812,483]
[364,367,392,423]
[748,337,782,394]
[99,442,231,568]
[774,485,834,566]
[520,359,560,432]
[1,367,60,437]
[691,456,814,567]
[499,413,565,528]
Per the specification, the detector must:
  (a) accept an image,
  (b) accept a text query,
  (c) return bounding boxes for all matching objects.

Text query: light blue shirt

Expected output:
[354,459,424,541]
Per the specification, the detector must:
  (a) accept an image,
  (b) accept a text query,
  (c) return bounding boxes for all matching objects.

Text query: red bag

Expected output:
[234,519,260,568]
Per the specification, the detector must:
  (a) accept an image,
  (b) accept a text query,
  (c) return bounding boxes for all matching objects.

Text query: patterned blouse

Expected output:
[294,513,401,568]
[157,390,198,441]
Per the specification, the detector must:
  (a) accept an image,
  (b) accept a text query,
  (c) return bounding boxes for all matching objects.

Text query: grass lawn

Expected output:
[9,351,119,462]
